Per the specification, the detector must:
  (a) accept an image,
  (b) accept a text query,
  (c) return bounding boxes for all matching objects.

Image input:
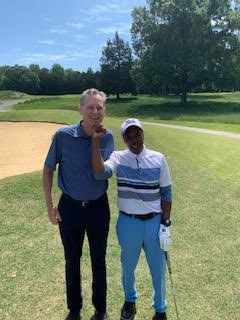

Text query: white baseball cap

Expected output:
[121,118,143,136]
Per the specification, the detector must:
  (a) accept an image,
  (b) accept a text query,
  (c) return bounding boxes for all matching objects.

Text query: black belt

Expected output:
[61,192,106,207]
[121,211,160,221]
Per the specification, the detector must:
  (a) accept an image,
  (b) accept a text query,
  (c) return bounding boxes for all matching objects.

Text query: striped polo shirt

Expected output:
[96,146,172,214]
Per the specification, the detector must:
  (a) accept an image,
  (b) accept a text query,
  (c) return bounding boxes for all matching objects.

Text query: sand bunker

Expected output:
[0,122,64,179]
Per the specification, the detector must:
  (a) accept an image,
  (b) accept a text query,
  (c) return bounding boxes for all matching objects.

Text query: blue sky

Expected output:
[0,0,146,72]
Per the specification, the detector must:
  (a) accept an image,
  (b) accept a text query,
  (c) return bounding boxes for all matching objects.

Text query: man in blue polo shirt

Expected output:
[91,118,172,320]
[42,88,114,320]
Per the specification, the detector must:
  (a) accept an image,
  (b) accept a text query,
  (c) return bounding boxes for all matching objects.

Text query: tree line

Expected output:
[0,0,239,106]
[0,64,102,95]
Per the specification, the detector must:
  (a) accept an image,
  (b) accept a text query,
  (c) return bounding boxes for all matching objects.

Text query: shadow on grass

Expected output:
[11,94,240,122]
[107,101,240,120]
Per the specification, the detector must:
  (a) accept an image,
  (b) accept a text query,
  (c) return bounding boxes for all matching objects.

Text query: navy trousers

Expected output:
[58,193,110,313]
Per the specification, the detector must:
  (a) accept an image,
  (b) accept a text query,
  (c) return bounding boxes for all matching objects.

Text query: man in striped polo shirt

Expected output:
[92,118,172,320]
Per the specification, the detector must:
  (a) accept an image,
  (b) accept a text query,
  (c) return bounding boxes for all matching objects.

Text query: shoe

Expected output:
[120,301,136,320]
[90,311,110,320]
[152,312,167,320]
[65,310,81,320]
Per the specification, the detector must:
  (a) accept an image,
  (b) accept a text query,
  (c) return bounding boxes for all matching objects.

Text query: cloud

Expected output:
[44,2,134,42]
[37,40,55,45]
[67,22,83,29]
[98,2,136,15]
[69,49,99,59]
[75,34,86,39]
[81,2,133,20]
[49,27,68,34]
[21,53,67,64]
[96,26,116,35]
[20,47,100,65]
[96,22,131,36]
[87,4,119,15]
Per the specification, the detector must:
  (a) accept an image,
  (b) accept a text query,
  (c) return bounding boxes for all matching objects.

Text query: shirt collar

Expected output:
[73,121,89,138]
[127,145,147,157]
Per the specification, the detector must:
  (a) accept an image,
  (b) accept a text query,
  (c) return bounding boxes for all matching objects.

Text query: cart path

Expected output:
[142,121,240,139]
[0,99,30,112]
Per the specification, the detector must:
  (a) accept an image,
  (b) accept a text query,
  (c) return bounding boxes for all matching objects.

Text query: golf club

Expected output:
[165,251,180,320]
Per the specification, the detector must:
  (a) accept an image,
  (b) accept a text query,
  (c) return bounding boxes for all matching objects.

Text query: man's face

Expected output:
[123,126,144,155]
[79,94,106,127]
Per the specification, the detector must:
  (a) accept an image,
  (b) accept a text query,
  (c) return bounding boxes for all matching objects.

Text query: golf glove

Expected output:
[158,224,171,251]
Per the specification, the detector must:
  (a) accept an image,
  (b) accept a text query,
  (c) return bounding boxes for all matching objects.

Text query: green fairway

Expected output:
[0,92,240,320]
[0,91,240,133]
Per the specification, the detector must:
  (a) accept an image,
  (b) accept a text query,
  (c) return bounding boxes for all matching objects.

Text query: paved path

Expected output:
[0,99,30,112]
[142,121,240,140]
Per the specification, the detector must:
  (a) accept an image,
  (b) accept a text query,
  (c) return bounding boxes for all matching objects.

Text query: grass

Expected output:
[0,91,240,133]
[0,91,240,319]
[0,90,31,100]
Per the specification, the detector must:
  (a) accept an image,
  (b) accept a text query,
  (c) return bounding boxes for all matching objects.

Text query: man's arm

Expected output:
[42,165,62,225]
[91,125,106,174]
[160,185,172,220]
[92,136,105,174]
[159,185,172,251]
[161,200,172,220]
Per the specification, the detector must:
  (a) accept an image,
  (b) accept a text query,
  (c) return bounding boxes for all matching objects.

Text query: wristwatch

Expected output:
[162,218,171,227]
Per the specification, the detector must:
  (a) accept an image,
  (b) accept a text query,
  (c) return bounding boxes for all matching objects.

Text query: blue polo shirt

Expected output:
[44,122,114,201]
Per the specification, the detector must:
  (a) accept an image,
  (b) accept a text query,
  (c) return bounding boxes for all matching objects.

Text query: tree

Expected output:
[2,65,40,94]
[100,32,134,99]
[65,68,85,94]
[82,68,101,90]
[131,0,240,105]
[28,63,41,75]
[37,68,52,94]
[0,66,8,90]
[50,64,66,94]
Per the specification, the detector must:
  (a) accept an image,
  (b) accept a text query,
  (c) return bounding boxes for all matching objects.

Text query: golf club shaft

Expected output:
[165,251,180,320]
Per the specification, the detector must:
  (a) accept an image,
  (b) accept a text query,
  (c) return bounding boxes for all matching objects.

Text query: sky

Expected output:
[0,0,147,72]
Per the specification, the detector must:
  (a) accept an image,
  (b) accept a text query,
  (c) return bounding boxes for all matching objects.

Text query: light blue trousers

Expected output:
[116,211,167,313]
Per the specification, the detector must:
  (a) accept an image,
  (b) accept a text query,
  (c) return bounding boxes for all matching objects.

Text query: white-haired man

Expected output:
[43,88,114,320]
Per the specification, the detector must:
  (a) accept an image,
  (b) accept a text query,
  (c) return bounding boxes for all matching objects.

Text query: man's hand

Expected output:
[92,124,106,138]
[48,206,62,225]
[158,224,171,251]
